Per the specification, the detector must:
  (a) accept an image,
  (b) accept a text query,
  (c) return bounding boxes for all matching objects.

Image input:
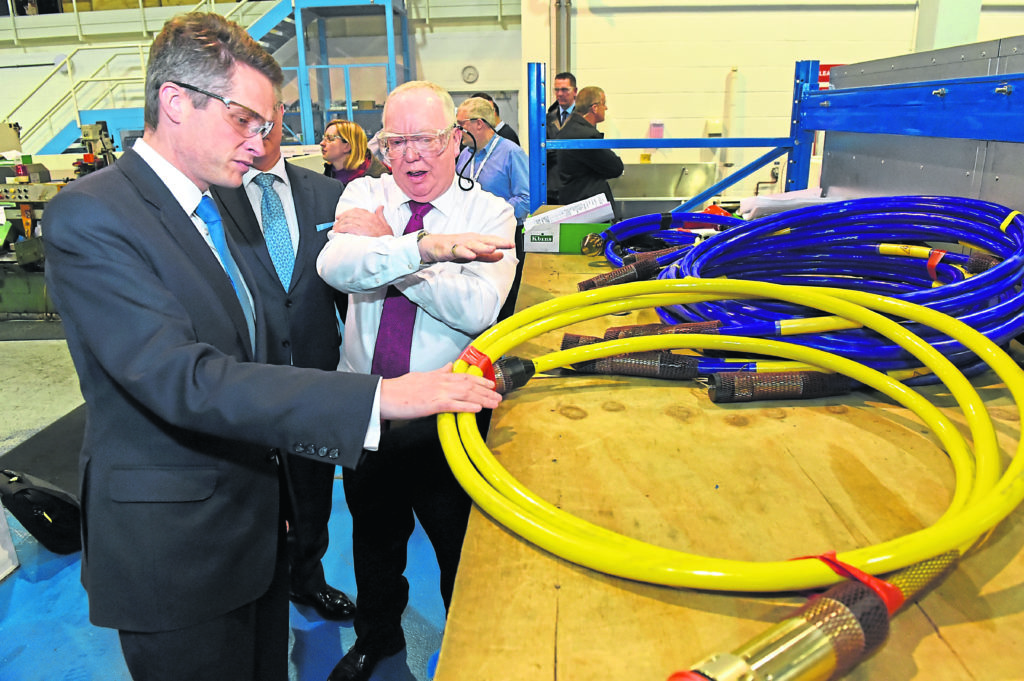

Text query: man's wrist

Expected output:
[417,230,432,265]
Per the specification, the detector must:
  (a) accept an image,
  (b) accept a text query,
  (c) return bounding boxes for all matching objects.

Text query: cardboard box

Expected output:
[524,195,614,253]
[0,511,19,582]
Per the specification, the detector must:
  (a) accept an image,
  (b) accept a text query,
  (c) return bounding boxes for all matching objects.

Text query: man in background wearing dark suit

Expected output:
[554,85,624,217]
[470,91,520,146]
[545,71,577,204]
[212,102,355,622]
[42,13,503,681]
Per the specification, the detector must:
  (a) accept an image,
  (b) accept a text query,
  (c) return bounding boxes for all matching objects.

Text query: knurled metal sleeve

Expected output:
[571,351,701,380]
[492,356,536,394]
[561,333,602,350]
[796,581,891,676]
[604,320,722,340]
[709,371,854,403]
[964,252,1001,273]
[622,245,689,265]
[882,551,960,610]
[577,258,662,291]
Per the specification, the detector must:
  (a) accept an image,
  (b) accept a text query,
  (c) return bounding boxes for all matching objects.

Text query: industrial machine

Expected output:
[1,123,68,323]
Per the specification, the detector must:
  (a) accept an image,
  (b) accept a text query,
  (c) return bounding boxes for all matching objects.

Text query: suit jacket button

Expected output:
[293,443,305,454]
[285,299,294,308]
[318,446,328,457]
[328,448,339,459]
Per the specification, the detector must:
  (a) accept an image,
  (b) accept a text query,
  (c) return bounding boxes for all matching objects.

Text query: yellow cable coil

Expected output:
[439,279,1024,592]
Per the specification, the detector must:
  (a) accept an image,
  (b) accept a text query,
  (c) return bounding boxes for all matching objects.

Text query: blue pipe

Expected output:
[601,196,1024,383]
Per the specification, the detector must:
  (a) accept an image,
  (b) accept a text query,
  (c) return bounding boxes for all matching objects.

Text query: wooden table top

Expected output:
[435,253,1024,681]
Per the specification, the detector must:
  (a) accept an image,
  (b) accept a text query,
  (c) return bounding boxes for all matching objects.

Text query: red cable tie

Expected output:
[458,345,495,383]
[926,249,947,281]
[794,551,905,615]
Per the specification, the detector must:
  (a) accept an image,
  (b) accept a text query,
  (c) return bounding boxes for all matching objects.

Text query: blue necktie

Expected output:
[370,201,433,379]
[196,195,256,351]
[253,172,294,290]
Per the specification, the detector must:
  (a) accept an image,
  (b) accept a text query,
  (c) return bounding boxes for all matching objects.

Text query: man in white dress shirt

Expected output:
[317,80,516,681]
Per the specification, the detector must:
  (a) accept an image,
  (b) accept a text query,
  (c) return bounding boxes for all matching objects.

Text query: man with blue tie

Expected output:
[545,71,577,204]
[42,13,504,681]
[211,101,356,621]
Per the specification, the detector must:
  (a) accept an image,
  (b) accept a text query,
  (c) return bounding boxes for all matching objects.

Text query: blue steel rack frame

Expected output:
[528,59,1024,215]
[291,0,413,146]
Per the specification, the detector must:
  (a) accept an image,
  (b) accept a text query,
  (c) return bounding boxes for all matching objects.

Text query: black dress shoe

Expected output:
[326,645,385,681]
[289,584,356,620]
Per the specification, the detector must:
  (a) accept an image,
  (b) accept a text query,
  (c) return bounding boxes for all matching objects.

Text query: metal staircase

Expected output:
[1,0,410,154]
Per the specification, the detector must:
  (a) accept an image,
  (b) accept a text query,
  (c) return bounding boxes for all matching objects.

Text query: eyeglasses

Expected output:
[322,133,349,143]
[171,81,274,139]
[378,126,455,160]
[456,118,478,128]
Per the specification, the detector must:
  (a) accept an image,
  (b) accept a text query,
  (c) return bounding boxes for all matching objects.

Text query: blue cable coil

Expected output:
[597,196,1024,383]
[597,211,742,267]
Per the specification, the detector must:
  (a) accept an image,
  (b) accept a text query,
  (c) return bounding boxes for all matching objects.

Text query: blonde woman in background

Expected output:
[321,118,389,188]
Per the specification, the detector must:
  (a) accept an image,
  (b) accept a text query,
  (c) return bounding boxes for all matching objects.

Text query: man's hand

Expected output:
[380,363,501,420]
[333,206,391,236]
[419,233,514,264]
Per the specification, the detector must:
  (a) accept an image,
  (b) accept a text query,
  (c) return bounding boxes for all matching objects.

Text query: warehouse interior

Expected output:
[4,1,1024,681]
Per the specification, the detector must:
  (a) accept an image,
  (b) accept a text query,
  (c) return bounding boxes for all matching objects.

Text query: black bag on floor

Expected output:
[0,469,81,554]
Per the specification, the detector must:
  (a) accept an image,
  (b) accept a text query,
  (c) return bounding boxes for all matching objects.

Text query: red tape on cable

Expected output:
[926,249,947,281]
[797,551,905,615]
[458,345,494,383]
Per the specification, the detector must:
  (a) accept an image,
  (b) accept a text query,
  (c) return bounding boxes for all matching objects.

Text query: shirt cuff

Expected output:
[363,379,382,451]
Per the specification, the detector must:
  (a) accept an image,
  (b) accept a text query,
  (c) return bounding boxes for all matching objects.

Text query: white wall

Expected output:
[552,1,922,196]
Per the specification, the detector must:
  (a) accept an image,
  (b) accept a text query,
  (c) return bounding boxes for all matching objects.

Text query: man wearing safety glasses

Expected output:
[317,81,516,681]
[42,15,503,681]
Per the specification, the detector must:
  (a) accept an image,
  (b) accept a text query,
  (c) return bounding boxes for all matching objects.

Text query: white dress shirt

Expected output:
[317,174,517,375]
[132,137,256,321]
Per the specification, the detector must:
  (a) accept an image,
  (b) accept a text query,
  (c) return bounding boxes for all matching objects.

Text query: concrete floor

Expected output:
[0,337,446,681]
[0,338,83,457]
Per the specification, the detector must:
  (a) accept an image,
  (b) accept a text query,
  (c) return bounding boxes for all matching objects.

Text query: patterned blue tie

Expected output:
[253,172,294,290]
[196,195,256,351]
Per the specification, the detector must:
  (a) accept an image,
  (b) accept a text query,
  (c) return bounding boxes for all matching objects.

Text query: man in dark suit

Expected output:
[545,71,577,204]
[42,13,504,681]
[554,85,624,217]
[211,102,355,621]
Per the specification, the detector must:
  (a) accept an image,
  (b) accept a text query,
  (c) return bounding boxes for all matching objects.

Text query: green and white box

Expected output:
[524,195,614,253]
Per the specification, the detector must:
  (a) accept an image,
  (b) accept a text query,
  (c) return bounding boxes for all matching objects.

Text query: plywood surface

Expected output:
[436,254,1024,681]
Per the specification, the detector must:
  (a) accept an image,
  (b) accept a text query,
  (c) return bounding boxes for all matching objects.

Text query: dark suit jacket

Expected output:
[211,164,345,583]
[212,162,345,371]
[495,122,520,146]
[43,148,378,633]
[554,112,624,215]
[545,102,572,200]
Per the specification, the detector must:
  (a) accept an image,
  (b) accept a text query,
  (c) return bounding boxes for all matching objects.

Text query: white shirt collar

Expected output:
[243,155,290,191]
[132,137,206,216]
[390,175,463,220]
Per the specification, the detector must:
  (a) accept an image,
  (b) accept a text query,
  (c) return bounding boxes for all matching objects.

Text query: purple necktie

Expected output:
[370,201,433,378]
